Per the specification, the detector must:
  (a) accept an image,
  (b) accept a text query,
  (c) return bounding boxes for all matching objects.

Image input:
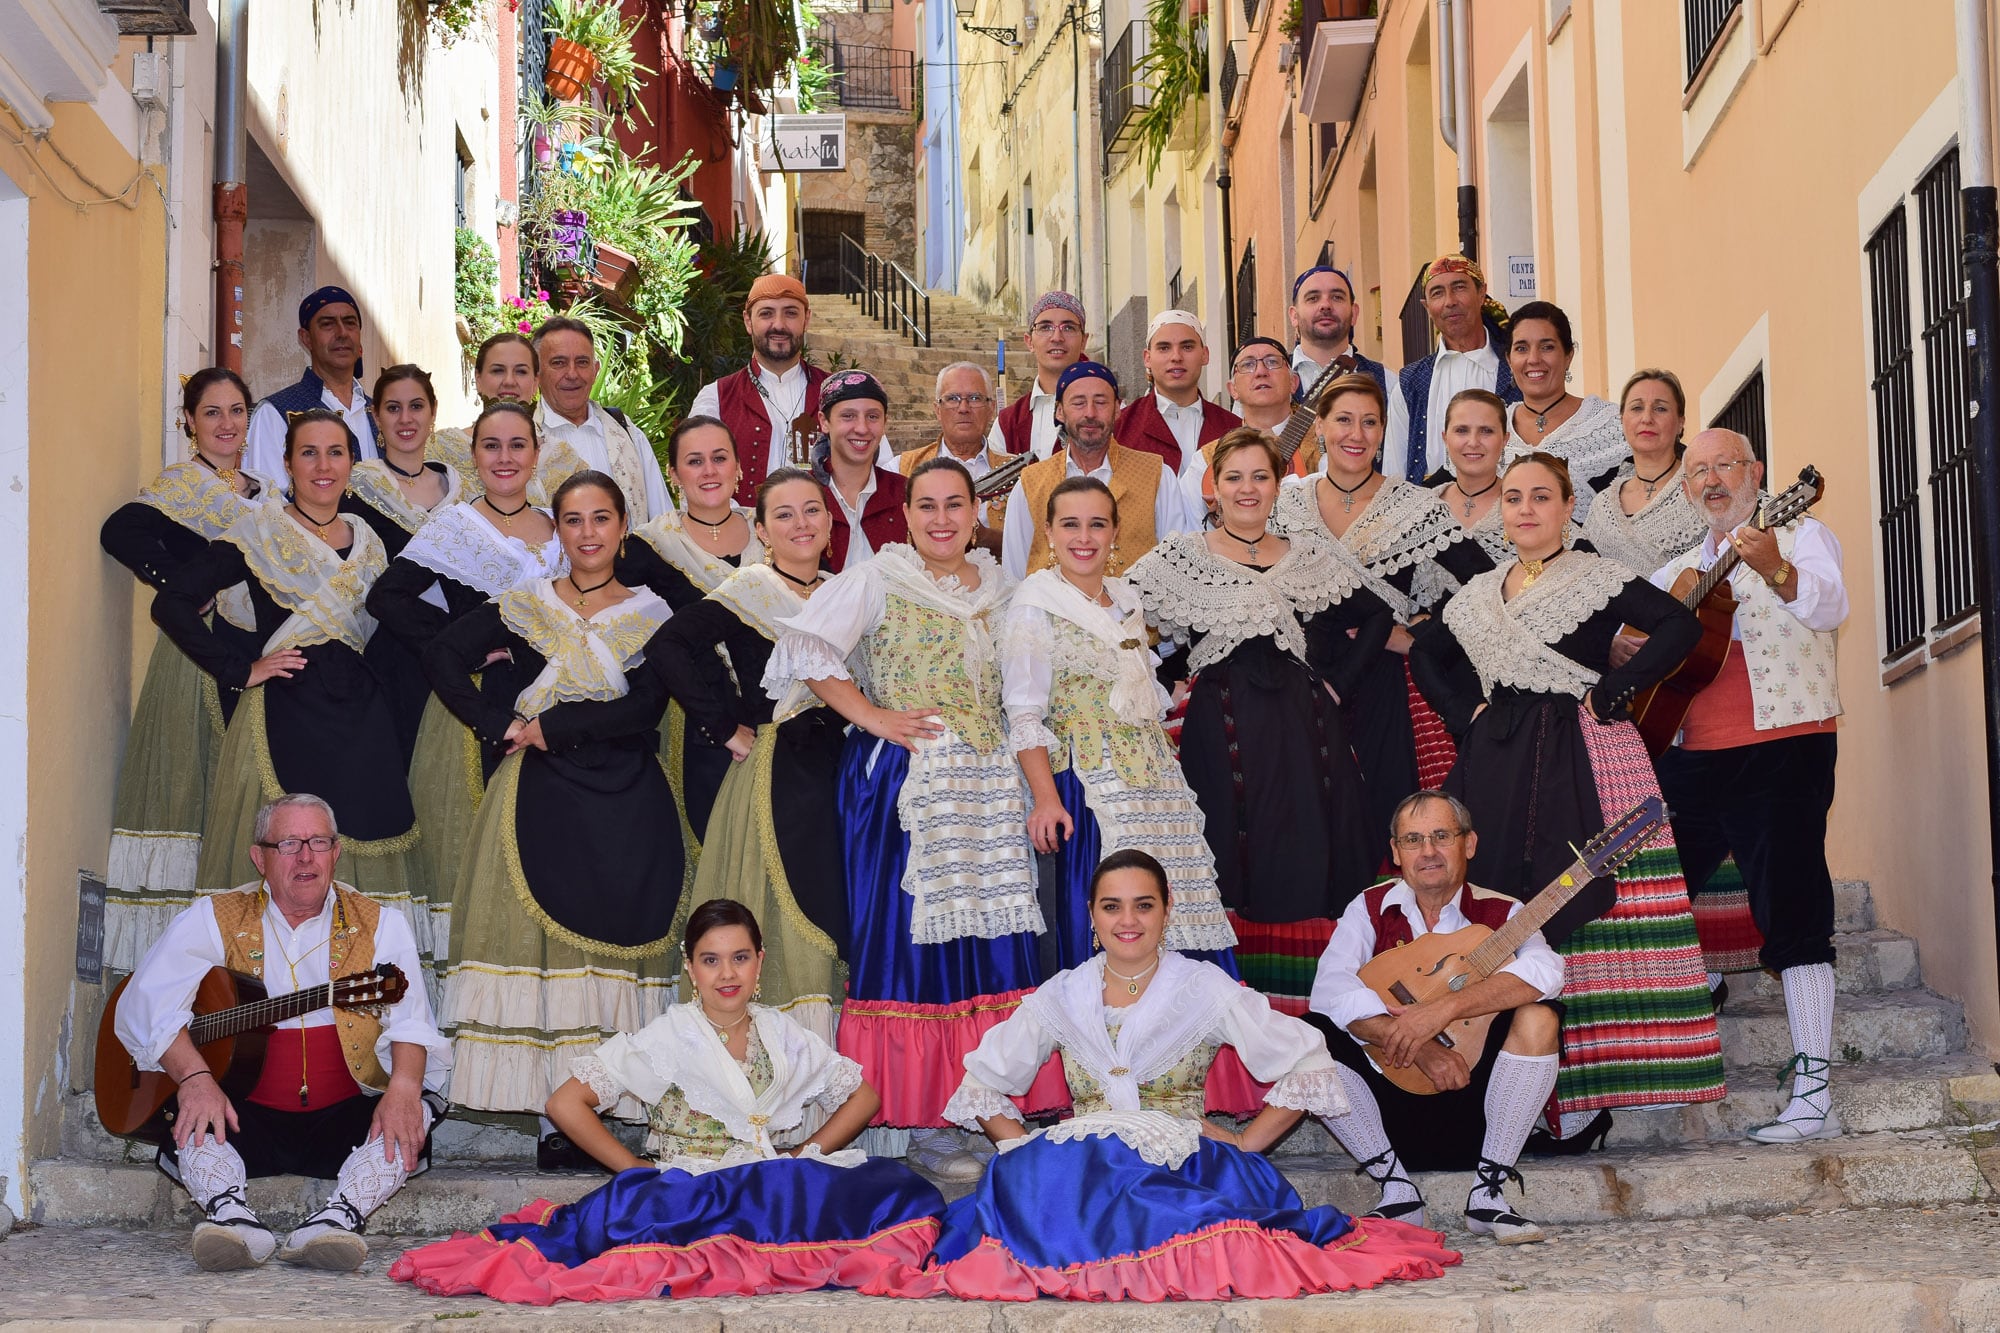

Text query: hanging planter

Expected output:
[545,37,601,100]
[591,241,643,307]
[711,60,741,92]
[545,209,591,269]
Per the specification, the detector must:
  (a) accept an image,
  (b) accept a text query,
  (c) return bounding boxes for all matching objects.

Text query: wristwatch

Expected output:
[1767,560,1793,588]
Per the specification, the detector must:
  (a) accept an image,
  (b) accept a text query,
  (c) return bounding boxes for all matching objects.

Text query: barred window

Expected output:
[1683,0,1741,89]
[1711,367,1768,467]
[1868,205,1924,661]
[1915,151,1975,629]
[1235,243,1257,350]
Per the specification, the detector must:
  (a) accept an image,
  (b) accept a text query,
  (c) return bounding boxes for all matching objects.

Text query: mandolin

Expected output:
[1355,797,1668,1094]
[1627,466,1825,756]
[94,964,406,1141]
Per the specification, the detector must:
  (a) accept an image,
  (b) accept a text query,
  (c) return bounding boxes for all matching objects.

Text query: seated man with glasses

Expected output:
[113,792,450,1272]
[1304,789,1563,1245]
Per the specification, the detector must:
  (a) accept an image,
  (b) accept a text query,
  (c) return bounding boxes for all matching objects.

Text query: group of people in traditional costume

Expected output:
[101,257,1850,1303]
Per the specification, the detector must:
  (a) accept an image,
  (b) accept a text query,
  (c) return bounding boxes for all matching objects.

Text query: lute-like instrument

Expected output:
[1199,356,1350,515]
[94,964,406,1142]
[1354,797,1668,1094]
[1627,466,1825,756]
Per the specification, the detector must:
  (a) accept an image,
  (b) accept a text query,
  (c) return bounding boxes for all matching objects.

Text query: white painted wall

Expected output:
[0,170,29,1217]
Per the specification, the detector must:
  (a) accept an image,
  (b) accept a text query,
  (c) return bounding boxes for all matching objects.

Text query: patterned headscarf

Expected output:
[1056,360,1119,400]
[818,368,889,411]
[1290,264,1355,302]
[1419,255,1511,332]
[298,285,360,329]
[1029,290,1087,328]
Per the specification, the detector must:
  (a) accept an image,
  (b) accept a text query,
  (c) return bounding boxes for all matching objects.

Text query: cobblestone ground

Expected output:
[6,1206,2000,1329]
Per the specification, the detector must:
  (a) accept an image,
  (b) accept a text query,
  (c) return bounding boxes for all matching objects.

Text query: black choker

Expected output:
[482,495,532,518]
[383,456,428,480]
[773,565,822,590]
[565,572,617,608]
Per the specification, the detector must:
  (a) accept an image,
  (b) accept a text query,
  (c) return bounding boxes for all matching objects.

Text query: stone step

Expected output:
[1720,989,1965,1068]
[1733,927,1922,999]
[26,1126,1999,1237]
[1835,878,1875,932]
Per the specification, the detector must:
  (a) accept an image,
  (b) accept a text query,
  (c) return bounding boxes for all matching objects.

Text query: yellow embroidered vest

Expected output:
[1020,441,1162,577]
[865,594,1006,754]
[210,885,390,1091]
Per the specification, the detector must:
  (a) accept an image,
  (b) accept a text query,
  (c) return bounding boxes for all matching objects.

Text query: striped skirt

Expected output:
[1559,707,1727,1115]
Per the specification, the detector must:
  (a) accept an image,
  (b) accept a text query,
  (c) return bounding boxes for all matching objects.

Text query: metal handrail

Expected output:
[835,233,931,347]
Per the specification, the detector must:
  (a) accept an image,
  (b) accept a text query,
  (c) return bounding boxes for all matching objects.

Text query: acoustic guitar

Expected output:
[1355,796,1669,1094]
[1627,466,1825,756]
[94,964,406,1142]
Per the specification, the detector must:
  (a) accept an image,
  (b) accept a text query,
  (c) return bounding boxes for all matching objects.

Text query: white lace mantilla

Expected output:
[500,579,668,718]
[224,502,386,655]
[635,507,766,594]
[347,459,462,534]
[1503,395,1630,520]
[1413,488,1510,610]
[1440,551,1632,700]
[1583,465,1708,577]
[709,562,807,643]
[399,501,566,598]
[1127,530,1364,674]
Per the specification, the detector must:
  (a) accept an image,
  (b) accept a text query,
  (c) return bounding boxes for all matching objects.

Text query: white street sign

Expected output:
[758,115,848,173]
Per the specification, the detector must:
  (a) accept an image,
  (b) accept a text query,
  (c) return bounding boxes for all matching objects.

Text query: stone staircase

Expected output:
[25,880,2000,1241]
[807,290,1024,454]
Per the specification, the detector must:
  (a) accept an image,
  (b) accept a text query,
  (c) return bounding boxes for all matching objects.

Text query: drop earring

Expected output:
[1091,928,1102,952]
[753,980,762,1000]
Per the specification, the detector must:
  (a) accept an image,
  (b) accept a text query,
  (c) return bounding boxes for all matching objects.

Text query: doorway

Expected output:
[801,209,866,294]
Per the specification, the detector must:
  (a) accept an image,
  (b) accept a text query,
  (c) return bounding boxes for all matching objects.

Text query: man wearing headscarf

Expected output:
[1002,361,1198,580]
[245,286,379,478]
[997,290,1088,459]
[1381,254,1521,482]
[1113,309,1240,476]
[691,273,830,506]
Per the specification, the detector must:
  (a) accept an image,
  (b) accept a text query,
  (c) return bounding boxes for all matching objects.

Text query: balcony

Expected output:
[1100,20,1153,156]
[1297,0,1377,125]
[810,38,919,113]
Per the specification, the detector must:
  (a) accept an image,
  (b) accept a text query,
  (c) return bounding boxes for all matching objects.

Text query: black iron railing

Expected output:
[838,233,932,348]
[1683,0,1741,88]
[810,38,918,112]
[1100,21,1150,156]
[1868,204,1925,661]
[1917,149,1975,629]
[1711,368,1767,466]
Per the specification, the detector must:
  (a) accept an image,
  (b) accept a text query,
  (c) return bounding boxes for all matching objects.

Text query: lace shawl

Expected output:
[397,501,566,598]
[1003,570,1163,730]
[1582,465,1708,577]
[1503,395,1630,519]
[1275,477,1468,620]
[139,462,273,629]
[1128,530,1363,674]
[347,459,462,535]
[500,579,668,718]
[1439,551,1632,700]
[709,562,806,643]
[223,502,386,655]
[1412,486,1510,608]
[634,507,766,594]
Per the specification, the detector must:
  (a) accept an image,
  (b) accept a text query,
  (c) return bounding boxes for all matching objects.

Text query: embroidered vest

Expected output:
[1363,882,1518,956]
[210,885,390,1092]
[997,394,1036,455]
[1042,621,1167,786]
[1657,524,1842,731]
[865,593,1006,753]
[261,369,378,456]
[1399,333,1520,479]
[1061,1037,1213,1119]
[1019,442,1162,578]
[715,364,829,507]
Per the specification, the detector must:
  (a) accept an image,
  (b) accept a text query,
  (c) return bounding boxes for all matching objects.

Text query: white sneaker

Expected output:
[279,1198,370,1270]
[906,1128,988,1183]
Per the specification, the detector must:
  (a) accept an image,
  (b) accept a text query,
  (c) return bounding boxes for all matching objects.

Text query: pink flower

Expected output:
[518,320,532,333]
[536,290,549,301]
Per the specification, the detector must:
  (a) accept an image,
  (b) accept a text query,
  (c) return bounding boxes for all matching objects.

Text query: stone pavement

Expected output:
[7,1205,2000,1329]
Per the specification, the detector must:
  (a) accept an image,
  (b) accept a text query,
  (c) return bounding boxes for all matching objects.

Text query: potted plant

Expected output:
[543,0,651,104]
[591,241,642,306]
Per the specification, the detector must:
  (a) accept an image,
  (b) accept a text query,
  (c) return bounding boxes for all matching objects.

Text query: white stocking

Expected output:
[299,1105,434,1236]
[1775,963,1836,1125]
[1474,1053,1558,1207]
[1319,1065,1420,1210]
[177,1138,257,1222]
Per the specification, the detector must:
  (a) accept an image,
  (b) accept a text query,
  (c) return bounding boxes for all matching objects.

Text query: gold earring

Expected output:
[1091,928,1102,952]
[619,536,628,559]
[753,981,762,1000]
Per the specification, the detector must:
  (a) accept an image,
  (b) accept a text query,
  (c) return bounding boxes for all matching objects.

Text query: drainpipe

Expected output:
[1219,146,1235,344]
[1450,0,1476,261]
[213,0,248,372]
[1954,0,2000,1053]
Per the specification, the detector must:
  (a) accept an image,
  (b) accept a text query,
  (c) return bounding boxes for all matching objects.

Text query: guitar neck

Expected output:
[1274,402,1316,464]
[1464,864,1592,976]
[187,982,333,1045]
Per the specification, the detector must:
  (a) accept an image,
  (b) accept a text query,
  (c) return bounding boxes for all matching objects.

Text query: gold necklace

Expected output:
[291,502,340,542]
[1104,952,1162,997]
[1519,549,1562,589]
[700,1004,751,1042]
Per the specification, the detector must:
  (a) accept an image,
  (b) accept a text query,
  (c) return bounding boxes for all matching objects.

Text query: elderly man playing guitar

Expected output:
[1306,790,1564,1245]
[111,793,449,1272]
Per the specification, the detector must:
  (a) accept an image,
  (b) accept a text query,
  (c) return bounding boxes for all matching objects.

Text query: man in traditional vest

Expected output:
[997,290,1087,458]
[532,317,673,525]
[113,793,450,1272]
[1113,309,1240,477]
[1382,255,1520,482]
[691,273,828,506]
[1639,428,1848,1145]
[1289,265,1389,398]
[1307,790,1562,1245]
[1182,336,1313,519]
[1002,360,1197,580]
[888,360,1012,553]
[813,369,908,572]
[246,285,379,477]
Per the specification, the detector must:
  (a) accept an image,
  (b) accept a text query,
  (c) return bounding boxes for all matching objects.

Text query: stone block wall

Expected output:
[799,110,918,274]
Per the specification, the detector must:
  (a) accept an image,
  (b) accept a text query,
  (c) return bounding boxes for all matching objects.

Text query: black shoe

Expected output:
[1522,1109,1613,1158]
[1711,976,1730,1015]
[537,1132,608,1173]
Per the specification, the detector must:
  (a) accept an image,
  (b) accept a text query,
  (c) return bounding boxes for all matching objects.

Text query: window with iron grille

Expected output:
[1243,0,1261,28]
[1916,150,1975,629]
[1683,0,1741,89]
[1235,243,1257,349]
[1711,367,1767,467]
[1869,204,1925,660]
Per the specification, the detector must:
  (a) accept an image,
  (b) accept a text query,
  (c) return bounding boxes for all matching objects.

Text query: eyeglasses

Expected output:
[1030,320,1083,337]
[1392,829,1466,851]
[938,393,992,408]
[255,835,338,855]
[1686,460,1752,483]
[1232,355,1287,373]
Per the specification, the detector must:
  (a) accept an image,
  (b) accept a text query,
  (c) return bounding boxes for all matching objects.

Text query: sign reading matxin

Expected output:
[758,115,849,173]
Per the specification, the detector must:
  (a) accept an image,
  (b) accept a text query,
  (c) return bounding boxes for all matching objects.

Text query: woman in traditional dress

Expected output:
[648,467,846,1042]
[1129,430,1387,1016]
[1434,389,1512,566]
[763,456,1058,1182]
[429,331,585,502]
[391,900,944,1304]
[425,470,684,1166]
[1502,303,1628,517]
[896,850,1457,1302]
[1579,369,1760,1007]
[620,417,766,849]
[99,368,277,970]
[153,409,421,924]
[1002,476,1236,975]
[364,400,564,952]
[1410,452,1724,1149]
[1274,375,1493,842]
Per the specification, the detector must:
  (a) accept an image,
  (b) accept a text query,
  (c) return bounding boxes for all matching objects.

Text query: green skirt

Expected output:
[197,685,426,948]
[104,631,224,972]
[441,751,681,1116]
[675,724,844,1043]
[408,694,485,954]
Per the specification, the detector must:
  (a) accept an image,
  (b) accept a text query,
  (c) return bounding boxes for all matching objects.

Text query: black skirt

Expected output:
[265,642,416,841]
[514,736,685,951]
[768,706,850,950]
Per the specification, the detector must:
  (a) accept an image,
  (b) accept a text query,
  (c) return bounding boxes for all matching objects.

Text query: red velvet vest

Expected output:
[715,363,829,507]
[1362,882,1519,957]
